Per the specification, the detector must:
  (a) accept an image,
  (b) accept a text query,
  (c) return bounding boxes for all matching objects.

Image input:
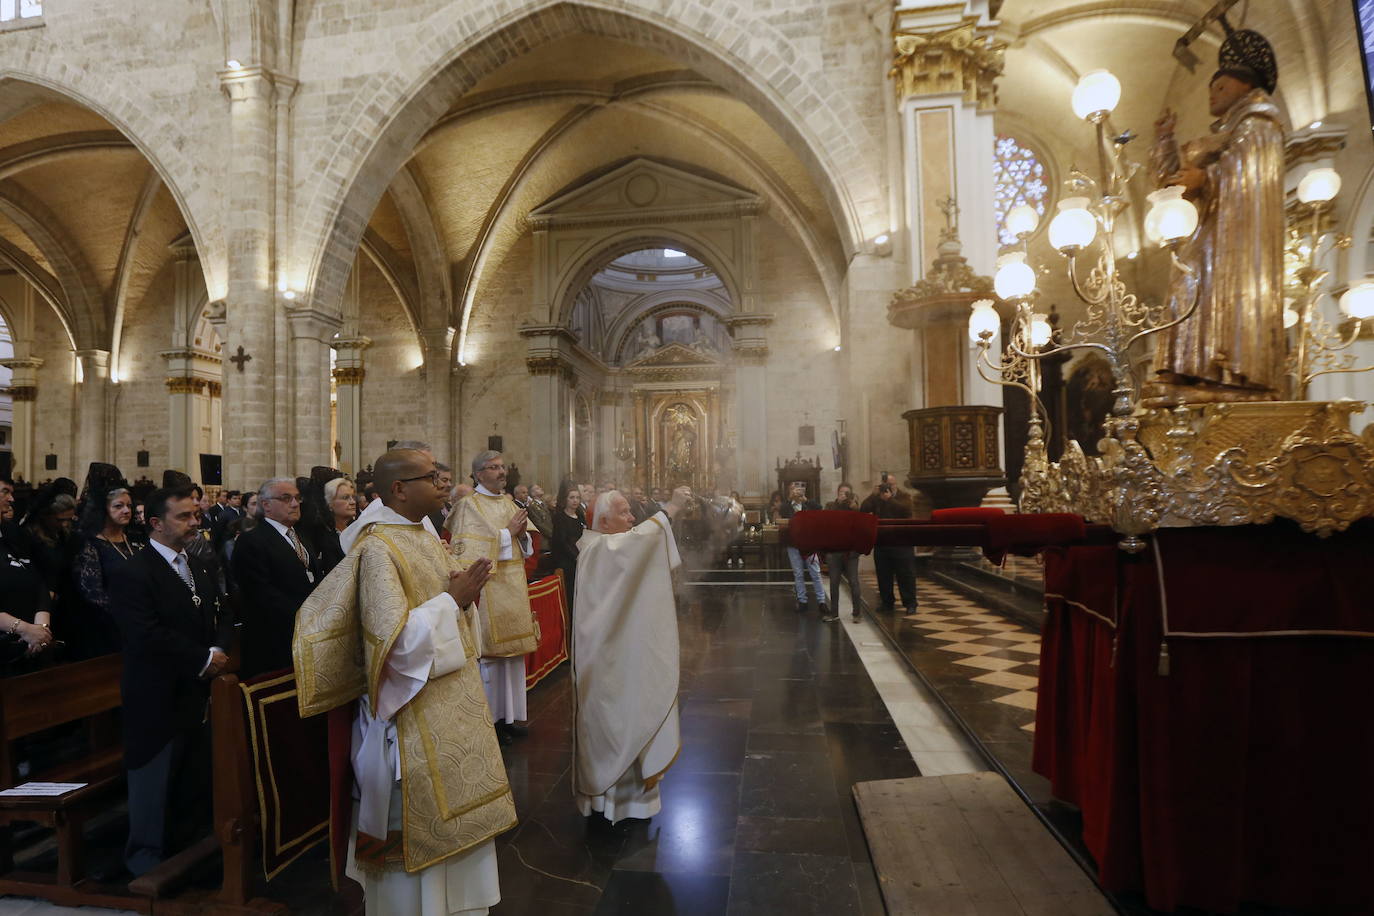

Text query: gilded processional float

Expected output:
[970,27,1374,551]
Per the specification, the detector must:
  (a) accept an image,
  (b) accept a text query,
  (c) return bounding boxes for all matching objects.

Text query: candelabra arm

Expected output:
[1007,336,1113,364]
[975,344,1054,445]
[1125,249,1200,351]
[1304,361,1374,386]
[1065,253,1111,306]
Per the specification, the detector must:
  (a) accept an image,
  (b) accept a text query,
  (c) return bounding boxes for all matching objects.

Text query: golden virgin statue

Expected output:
[1146,27,1286,406]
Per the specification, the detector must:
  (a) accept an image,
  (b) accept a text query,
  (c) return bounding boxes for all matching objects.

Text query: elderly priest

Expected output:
[294,448,516,916]
[573,485,690,823]
[446,450,539,744]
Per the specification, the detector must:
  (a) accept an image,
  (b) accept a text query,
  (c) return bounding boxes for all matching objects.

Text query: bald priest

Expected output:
[573,486,690,822]
[294,448,516,916]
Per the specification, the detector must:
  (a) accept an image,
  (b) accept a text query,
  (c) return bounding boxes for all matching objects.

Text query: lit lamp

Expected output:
[1144,186,1199,245]
[994,252,1037,301]
[1048,197,1097,253]
[1071,69,1122,121]
[1029,313,1053,347]
[1340,280,1374,320]
[1282,304,1300,329]
[1005,204,1041,239]
[1297,167,1341,206]
[968,299,1000,343]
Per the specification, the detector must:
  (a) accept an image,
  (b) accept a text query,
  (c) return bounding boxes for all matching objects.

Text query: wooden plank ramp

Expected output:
[853,772,1116,916]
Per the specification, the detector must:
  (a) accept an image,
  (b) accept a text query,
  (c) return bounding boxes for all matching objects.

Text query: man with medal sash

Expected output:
[294,448,516,915]
[445,450,539,745]
[108,486,233,876]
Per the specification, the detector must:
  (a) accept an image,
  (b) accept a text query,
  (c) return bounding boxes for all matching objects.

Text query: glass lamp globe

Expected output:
[1144,186,1199,244]
[1282,305,1300,329]
[1048,197,1097,252]
[1297,168,1342,205]
[1029,313,1053,348]
[994,252,1037,300]
[1340,280,1374,320]
[1005,204,1041,238]
[968,300,1000,343]
[1071,70,1122,120]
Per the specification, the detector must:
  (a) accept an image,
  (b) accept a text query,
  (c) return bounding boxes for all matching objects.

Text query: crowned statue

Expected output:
[1146,26,1286,406]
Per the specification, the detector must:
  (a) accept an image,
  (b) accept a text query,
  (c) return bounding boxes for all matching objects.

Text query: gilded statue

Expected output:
[1145,27,1286,406]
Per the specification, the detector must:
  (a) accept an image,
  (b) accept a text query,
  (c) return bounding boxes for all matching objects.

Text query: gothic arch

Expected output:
[298,1,876,332]
[0,75,220,298]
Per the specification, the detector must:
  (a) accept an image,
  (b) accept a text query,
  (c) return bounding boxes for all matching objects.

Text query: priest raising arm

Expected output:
[572,485,690,823]
[294,448,517,916]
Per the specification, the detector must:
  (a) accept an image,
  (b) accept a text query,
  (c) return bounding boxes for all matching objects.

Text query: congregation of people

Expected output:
[0,450,912,915]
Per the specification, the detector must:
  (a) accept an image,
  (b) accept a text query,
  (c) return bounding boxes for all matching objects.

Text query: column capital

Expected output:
[286,307,343,342]
[218,65,282,103]
[418,326,456,355]
[890,17,1004,110]
[332,367,366,386]
[330,335,373,352]
[0,356,44,373]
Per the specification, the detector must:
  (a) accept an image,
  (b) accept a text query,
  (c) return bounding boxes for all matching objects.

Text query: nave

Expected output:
[1,570,995,916]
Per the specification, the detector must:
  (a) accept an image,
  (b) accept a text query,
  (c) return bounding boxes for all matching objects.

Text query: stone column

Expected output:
[594,390,621,482]
[890,4,1008,477]
[161,348,200,473]
[522,326,578,486]
[287,307,341,472]
[418,326,456,462]
[331,337,370,475]
[74,348,110,473]
[219,66,280,486]
[727,314,772,500]
[1,358,40,481]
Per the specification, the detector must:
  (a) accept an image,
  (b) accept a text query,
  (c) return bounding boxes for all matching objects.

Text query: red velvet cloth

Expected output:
[786,510,879,555]
[1034,523,1374,913]
[525,571,569,688]
[929,507,1006,524]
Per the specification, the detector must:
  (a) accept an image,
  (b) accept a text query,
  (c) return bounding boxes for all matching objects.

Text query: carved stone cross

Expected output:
[229,346,252,372]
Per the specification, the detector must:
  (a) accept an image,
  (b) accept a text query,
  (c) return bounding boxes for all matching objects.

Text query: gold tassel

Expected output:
[1157,642,1170,676]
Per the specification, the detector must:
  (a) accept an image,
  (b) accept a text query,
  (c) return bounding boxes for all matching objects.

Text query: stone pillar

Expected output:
[727,314,772,499]
[219,66,280,486]
[891,3,1008,472]
[522,326,578,486]
[1,358,40,481]
[418,327,456,462]
[287,307,341,472]
[74,348,110,472]
[331,337,370,475]
[594,390,621,482]
[161,349,200,473]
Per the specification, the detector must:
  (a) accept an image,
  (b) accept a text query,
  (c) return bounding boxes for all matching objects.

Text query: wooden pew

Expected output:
[0,653,145,910]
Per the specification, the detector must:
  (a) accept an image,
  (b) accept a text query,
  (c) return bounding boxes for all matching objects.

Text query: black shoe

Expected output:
[494,723,513,746]
[820,611,838,623]
[851,613,862,622]
[505,722,529,738]
[905,606,918,614]
[796,602,809,613]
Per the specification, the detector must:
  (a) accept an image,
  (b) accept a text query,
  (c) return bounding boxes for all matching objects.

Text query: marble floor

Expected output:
[1,576,990,916]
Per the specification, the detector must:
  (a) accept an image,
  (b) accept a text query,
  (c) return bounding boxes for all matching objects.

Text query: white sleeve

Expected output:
[372,592,464,722]
[497,528,513,560]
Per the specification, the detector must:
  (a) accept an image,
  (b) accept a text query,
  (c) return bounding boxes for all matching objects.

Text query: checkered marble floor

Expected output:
[860,573,1043,738]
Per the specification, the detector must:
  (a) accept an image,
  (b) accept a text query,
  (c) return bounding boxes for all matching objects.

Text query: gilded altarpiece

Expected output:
[625,343,724,491]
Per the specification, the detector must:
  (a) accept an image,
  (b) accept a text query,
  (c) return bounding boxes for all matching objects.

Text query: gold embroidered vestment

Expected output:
[447,492,538,657]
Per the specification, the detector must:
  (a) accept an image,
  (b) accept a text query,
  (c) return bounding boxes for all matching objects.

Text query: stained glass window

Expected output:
[993,134,1049,246]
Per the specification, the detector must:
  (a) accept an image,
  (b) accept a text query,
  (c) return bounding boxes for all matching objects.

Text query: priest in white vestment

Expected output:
[572,486,690,822]
[295,449,517,916]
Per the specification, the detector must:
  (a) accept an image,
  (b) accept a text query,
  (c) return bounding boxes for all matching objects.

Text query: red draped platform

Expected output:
[1033,521,1374,913]
[525,571,569,689]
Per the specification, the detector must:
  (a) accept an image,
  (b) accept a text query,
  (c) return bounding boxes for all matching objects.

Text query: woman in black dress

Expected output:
[72,482,146,657]
[550,480,586,614]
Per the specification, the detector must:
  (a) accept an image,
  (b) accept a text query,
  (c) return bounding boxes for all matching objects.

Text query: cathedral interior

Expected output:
[1,0,1373,913]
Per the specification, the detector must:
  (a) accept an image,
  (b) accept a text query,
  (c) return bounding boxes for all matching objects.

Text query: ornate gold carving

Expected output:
[890,20,1005,110]
[165,376,206,394]
[333,367,366,385]
[205,380,222,398]
[1284,133,1345,168]
[525,356,576,383]
[2,385,36,402]
[1020,400,1374,541]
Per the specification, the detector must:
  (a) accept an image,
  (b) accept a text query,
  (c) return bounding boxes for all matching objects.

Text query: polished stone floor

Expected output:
[487,581,917,914]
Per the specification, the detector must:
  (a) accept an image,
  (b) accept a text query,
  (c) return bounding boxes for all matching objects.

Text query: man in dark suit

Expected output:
[231,477,319,677]
[108,486,232,876]
[779,481,833,620]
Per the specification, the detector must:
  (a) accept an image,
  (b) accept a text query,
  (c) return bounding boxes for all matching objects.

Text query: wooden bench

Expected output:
[0,653,143,910]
